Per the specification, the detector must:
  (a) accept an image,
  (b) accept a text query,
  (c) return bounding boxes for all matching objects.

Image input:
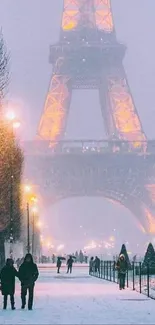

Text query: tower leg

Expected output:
[94,0,114,33]
[62,0,80,32]
[99,66,146,149]
[37,74,72,143]
[99,78,115,137]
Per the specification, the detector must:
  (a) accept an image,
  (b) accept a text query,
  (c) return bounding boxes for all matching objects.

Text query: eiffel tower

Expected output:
[24,0,155,233]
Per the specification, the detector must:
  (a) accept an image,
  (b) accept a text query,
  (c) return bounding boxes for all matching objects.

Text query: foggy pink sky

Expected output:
[0,0,155,141]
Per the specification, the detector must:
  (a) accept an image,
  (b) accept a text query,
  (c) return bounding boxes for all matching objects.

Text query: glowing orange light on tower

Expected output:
[145,208,155,234]
[62,0,79,31]
[37,75,71,143]
[94,0,114,32]
[108,77,146,149]
[146,184,155,203]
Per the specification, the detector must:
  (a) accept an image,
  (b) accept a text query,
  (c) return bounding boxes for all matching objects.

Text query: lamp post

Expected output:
[32,207,38,256]
[24,185,32,254]
[5,111,21,258]
[27,202,30,253]
[24,186,38,254]
[32,211,34,256]
[9,174,14,258]
[23,185,38,255]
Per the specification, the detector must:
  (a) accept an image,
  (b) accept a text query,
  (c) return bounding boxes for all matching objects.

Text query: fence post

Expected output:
[110,261,112,281]
[107,261,109,280]
[104,261,105,279]
[126,266,129,288]
[101,261,103,279]
[132,262,135,291]
[139,262,142,294]
[113,261,116,283]
[147,264,150,298]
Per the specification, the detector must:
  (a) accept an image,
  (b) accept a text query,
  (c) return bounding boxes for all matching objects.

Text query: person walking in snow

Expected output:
[19,253,39,310]
[0,258,19,310]
[57,257,62,273]
[89,257,94,274]
[67,256,74,274]
[94,256,100,275]
[116,254,128,290]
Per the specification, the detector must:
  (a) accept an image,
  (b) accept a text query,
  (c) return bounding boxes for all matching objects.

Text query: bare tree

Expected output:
[0,30,9,99]
[0,32,23,267]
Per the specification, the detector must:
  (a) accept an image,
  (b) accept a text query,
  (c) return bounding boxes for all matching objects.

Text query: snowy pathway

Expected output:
[0,266,155,324]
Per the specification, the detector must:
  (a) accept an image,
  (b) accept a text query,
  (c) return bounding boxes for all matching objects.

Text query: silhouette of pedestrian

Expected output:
[57,257,62,273]
[19,253,39,310]
[116,254,128,290]
[67,256,74,274]
[0,258,18,310]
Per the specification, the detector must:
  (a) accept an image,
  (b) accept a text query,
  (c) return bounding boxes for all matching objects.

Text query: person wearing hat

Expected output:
[0,258,18,310]
[116,254,128,290]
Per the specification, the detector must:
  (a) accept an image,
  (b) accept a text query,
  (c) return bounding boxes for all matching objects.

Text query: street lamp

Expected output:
[36,220,43,229]
[24,184,32,254]
[23,185,38,254]
[5,111,21,133]
[27,201,30,254]
[9,174,14,258]
[31,206,38,256]
[24,185,31,193]
[5,111,20,258]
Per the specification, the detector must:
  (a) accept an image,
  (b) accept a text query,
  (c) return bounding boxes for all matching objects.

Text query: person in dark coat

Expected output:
[94,256,100,275]
[89,257,94,274]
[67,256,74,274]
[116,254,128,290]
[18,253,39,310]
[57,257,62,273]
[0,258,18,310]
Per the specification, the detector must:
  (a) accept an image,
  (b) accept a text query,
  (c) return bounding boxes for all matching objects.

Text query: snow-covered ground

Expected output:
[0,266,155,324]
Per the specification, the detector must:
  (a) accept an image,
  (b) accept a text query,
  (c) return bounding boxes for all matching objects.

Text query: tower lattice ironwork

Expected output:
[25,0,155,233]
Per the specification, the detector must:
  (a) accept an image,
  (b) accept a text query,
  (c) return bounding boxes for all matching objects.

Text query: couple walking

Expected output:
[57,256,74,274]
[0,253,39,310]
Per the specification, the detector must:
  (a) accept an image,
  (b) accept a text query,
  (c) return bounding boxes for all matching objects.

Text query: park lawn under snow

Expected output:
[0,266,155,324]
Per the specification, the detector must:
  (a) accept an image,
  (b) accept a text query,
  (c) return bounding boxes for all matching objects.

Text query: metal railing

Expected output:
[21,139,155,156]
[90,261,155,299]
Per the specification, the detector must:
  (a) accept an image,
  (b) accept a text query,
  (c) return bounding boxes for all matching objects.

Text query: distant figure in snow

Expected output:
[94,256,100,275]
[116,254,128,290]
[19,253,39,310]
[89,257,94,274]
[67,256,74,274]
[57,257,62,273]
[0,258,18,310]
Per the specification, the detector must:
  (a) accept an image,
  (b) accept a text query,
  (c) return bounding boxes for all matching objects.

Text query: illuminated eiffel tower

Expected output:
[24,0,155,233]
